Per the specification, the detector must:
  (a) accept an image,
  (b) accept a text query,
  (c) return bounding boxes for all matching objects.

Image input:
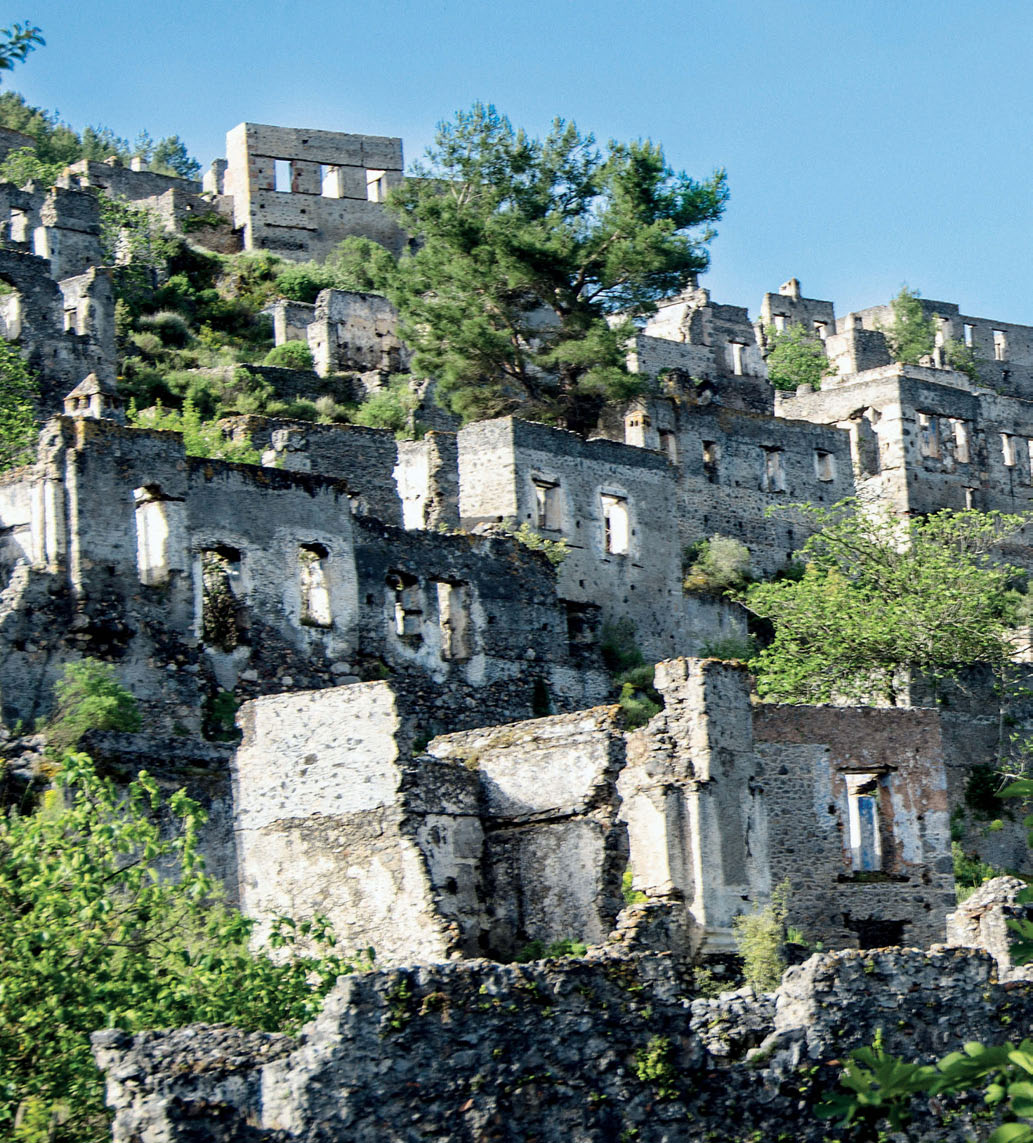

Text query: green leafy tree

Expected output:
[0,23,43,81]
[263,339,314,370]
[150,134,201,179]
[0,144,63,186]
[943,336,981,382]
[386,103,728,434]
[0,336,38,471]
[683,534,751,594]
[763,322,833,391]
[323,235,397,294]
[45,659,142,753]
[743,501,1029,705]
[881,286,936,366]
[353,376,420,438]
[0,751,368,1142]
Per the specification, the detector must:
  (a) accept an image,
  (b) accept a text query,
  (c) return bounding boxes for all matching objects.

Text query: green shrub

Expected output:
[635,1035,678,1100]
[353,376,420,438]
[129,398,260,463]
[952,841,1003,904]
[698,634,759,661]
[505,522,569,567]
[45,660,142,752]
[733,878,790,993]
[0,751,369,1142]
[881,286,935,365]
[274,262,333,304]
[764,322,833,391]
[138,309,191,348]
[622,868,648,905]
[943,338,980,382]
[0,336,39,471]
[514,937,587,962]
[683,535,751,595]
[263,340,314,370]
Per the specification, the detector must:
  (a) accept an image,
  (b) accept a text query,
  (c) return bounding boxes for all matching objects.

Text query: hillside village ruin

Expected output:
[5,120,1033,1139]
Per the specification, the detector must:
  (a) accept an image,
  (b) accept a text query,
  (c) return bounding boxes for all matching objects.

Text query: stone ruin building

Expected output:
[3,118,1033,1140]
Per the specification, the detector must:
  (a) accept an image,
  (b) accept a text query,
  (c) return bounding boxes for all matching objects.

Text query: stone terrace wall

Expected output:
[96,946,1029,1143]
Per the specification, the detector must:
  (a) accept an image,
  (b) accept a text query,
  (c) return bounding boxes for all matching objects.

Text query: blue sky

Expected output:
[10,0,1033,322]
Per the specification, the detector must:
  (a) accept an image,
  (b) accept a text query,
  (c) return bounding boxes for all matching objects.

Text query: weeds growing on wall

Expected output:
[0,336,38,471]
[599,620,662,728]
[732,879,791,993]
[44,659,142,754]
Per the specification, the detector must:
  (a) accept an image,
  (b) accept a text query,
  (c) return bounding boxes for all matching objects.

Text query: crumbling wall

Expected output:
[395,431,460,531]
[429,706,628,958]
[223,122,408,260]
[95,945,1028,1143]
[753,704,955,950]
[305,289,408,376]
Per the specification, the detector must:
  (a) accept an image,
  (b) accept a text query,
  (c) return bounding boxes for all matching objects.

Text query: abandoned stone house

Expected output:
[4,120,1033,973]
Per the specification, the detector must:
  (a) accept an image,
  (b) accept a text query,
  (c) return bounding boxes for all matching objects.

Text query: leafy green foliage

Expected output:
[881,286,936,366]
[763,322,833,391]
[513,937,587,962]
[683,534,751,594]
[0,145,62,186]
[386,102,727,433]
[744,501,1030,704]
[45,660,141,753]
[698,633,759,661]
[733,879,790,992]
[263,340,314,370]
[272,238,396,303]
[0,337,38,470]
[952,841,1004,903]
[129,398,260,463]
[598,620,662,727]
[0,24,42,82]
[622,868,648,905]
[504,522,569,567]
[0,752,369,1142]
[635,1035,679,1100]
[943,337,981,381]
[353,376,420,438]
[819,1038,1033,1141]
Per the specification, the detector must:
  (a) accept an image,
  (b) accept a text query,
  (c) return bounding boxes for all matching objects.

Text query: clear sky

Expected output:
[10,0,1033,323]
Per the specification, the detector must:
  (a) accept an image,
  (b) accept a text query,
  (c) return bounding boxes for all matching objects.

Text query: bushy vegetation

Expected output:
[505,522,569,567]
[763,322,833,391]
[45,659,141,753]
[600,619,662,728]
[683,534,752,595]
[743,501,1030,705]
[129,398,261,462]
[352,375,420,437]
[0,752,369,1143]
[881,285,936,366]
[732,878,791,993]
[0,336,38,470]
[263,339,314,370]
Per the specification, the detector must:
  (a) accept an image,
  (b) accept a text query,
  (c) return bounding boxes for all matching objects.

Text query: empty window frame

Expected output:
[993,329,1008,361]
[320,164,343,198]
[298,543,332,627]
[1002,433,1017,467]
[761,447,786,493]
[963,323,975,348]
[813,320,828,340]
[366,169,387,202]
[917,413,940,459]
[1027,440,1033,485]
[845,773,883,872]
[200,546,245,651]
[387,571,423,640]
[436,580,471,660]
[601,493,630,555]
[951,419,971,463]
[8,208,28,243]
[772,314,787,332]
[532,479,562,531]
[274,159,291,193]
[814,450,835,482]
[135,485,172,586]
[658,429,678,464]
[729,340,745,376]
[702,439,718,482]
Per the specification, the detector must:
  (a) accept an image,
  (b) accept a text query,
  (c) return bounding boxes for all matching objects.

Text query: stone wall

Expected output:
[223,122,408,260]
[305,289,408,376]
[753,704,955,950]
[95,945,1030,1143]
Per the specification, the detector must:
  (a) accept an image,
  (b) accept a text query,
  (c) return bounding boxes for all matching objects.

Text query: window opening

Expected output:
[993,329,1007,361]
[298,543,332,627]
[729,341,745,376]
[1002,433,1017,467]
[965,487,976,509]
[814,450,835,482]
[274,159,291,193]
[952,419,970,463]
[532,479,562,531]
[320,164,343,198]
[702,440,718,483]
[814,321,828,339]
[366,169,387,202]
[917,413,940,459]
[436,580,471,660]
[601,494,629,555]
[387,571,423,640]
[845,773,883,872]
[773,314,786,332]
[134,485,172,586]
[200,546,245,651]
[8,208,28,243]
[658,429,678,464]
[964,323,975,348]
[761,448,786,493]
